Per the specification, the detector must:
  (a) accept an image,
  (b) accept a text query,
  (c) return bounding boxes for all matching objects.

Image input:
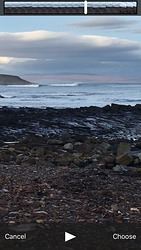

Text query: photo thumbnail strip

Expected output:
[4,1,137,15]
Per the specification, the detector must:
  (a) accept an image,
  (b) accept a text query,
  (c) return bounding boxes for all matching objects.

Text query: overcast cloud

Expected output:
[70,17,138,30]
[0,17,141,83]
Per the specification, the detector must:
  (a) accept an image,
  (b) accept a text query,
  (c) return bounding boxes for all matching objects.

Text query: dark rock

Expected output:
[116,153,133,166]
[117,142,131,155]
[63,143,73,150]
[113,165,127,172]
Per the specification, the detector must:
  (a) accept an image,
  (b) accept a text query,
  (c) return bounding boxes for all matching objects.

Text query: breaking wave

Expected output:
[1,95,15,98]
[47,82,83,87]
[7,84,40,87]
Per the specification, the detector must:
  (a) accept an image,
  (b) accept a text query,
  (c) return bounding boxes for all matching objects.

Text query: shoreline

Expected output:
[1,103,141,141]
[0,103,141,225]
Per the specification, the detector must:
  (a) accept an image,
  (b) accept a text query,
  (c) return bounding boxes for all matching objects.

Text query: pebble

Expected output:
[63,143,73,150]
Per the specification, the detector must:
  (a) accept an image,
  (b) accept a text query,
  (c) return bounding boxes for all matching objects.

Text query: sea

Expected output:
[0,82,141,109]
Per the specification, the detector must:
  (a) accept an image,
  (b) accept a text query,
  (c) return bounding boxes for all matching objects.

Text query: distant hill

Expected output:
[0,74,32,85]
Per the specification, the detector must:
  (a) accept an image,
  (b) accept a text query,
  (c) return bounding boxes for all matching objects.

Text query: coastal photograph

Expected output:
[0,15,141,247]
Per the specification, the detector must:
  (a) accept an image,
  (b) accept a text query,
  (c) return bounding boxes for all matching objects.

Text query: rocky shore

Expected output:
[0,104,141,225]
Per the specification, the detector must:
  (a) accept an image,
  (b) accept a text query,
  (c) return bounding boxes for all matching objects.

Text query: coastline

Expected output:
[1,103,141,140]
[0,103,141,226]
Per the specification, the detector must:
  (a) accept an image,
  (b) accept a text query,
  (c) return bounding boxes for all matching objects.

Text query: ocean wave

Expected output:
[7,84,40,87]
[0,94,15,98]
[114,99,141,103]
[47,82,83,87]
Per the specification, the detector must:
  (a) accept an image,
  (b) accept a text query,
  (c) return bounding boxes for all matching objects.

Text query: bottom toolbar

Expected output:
[0,223,141,250]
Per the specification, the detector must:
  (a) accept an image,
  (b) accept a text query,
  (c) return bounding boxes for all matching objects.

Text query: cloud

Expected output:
[0,56,36,64]
[70,17,139,30]
[0,30,141,82]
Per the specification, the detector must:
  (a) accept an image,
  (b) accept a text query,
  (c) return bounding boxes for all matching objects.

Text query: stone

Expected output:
[56,155,74,166]
[48,139,63,145]
[24,156,36,165]
[36,219,44,224]
[8,221,16,224]
[100,142,111,151]
[16,154,24,164]
[36,158,45,166]
[1,188,9,193]
[137,153,141,161]
[102,156,115,164]
[33,211,48,218]
[86,162,98,169]
[133,158,140,165]
[113,165,127,172]
[8,147,15,152]
[116,153,133,166]
[74,142,83,146]
[129,151,141,163]
[106,163,115,169]
[72,153,83,158]
[117,142,131,156]
[35,147,45,157]
[127,167,141,172]
[63,143,73,150]
[69,163,79,168]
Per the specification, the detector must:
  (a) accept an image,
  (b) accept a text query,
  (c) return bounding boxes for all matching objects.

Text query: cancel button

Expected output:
[5,233,26,240]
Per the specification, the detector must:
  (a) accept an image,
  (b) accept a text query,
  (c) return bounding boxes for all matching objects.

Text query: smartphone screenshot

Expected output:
[0,1,141,249]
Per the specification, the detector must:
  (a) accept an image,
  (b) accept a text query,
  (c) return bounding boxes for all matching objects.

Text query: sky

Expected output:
[0,16,141,84]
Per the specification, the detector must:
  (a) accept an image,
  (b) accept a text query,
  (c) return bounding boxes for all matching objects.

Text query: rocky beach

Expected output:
[0,103,141,227]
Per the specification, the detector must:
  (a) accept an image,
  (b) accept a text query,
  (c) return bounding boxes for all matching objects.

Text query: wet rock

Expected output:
[63,143,73,150]
[24,156,36,165]
[106,163,115,169]
[117,142,132,155]
[0,188,9,193]
[69,163,79,168]
[56,155,74,166]
[72,153,83,158]
[116,153,133,166]
[133,157,140,165]
[101,156,115,164]
[33,211,48,219]
[137,153,141,162]
[113,165,127,172]
[47,139,63,145]
[128,167,141,172]
[35,147,45,157]
[74,142,83,146]
[36,219,44,224]
[99,142,111,153]
[8,221,16,225]
[86,162,98,169]
[8,147,15,152]
[74,157,92,168]
[16,153,24,164]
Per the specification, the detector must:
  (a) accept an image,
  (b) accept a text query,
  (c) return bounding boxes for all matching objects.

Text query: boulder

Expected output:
[100,142,111,151]
[116,153,133,166]
[63,143,73,150]
[113,165,127,172]
[56,155,74,166]
[35,147,45,157]
[137,153,141,162]
[117,142,131,156]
